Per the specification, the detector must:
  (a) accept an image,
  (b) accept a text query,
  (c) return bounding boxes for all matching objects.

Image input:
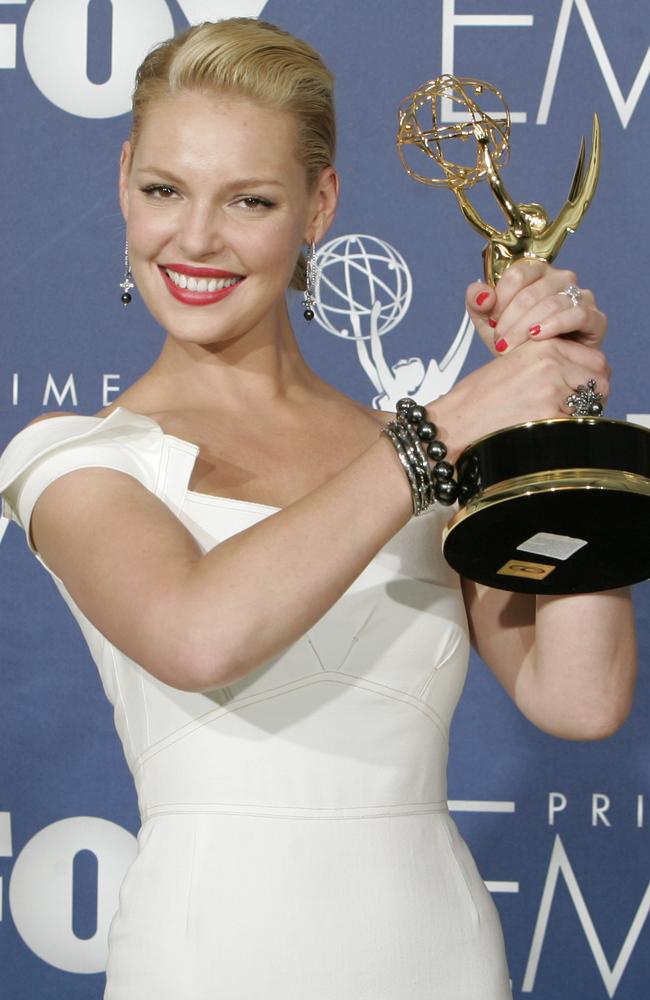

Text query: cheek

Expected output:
[278,211,310,258]
[127,206,173,256]
[244,219,305,277]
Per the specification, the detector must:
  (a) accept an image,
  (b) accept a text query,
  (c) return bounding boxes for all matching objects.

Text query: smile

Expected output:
[159,264,244,306]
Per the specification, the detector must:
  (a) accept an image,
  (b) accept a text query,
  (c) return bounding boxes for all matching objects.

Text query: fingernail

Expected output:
[488,317,497,328]
[475,291,490,306]
[529,324,541,336]
[495,338,508,353]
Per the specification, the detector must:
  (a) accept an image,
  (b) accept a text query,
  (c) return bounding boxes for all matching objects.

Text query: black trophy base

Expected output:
[443,418,650,594]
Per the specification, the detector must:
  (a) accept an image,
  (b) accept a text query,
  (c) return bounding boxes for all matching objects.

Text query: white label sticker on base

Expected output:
[517,532,588,561]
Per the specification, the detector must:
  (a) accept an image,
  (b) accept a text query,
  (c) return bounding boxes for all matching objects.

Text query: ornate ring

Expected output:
[560,284,582,308]
[566,378,604,417]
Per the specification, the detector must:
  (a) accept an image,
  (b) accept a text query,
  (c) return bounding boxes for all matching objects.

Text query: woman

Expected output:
[0,18,636,1000]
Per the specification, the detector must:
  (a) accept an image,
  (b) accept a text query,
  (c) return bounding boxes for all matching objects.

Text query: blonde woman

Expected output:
[0,19,636,1000]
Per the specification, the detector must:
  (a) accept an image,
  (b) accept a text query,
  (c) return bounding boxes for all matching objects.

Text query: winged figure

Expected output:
[453,115,601,285]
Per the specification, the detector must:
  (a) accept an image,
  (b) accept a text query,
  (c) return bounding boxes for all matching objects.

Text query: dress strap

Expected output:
[0,407,166,552]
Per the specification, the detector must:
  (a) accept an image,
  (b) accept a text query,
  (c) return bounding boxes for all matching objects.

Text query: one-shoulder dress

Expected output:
[0,408,512,999]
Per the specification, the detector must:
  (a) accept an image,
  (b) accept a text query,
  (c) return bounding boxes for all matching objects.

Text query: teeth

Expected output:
[165,268,241,292]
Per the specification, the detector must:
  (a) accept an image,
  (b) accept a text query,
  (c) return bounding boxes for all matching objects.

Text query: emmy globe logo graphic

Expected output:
[313,234,474,411]
[313,234,413,341]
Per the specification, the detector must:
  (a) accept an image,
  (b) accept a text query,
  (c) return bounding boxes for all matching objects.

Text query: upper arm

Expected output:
[461,577,536,698]
[31,465,207,690]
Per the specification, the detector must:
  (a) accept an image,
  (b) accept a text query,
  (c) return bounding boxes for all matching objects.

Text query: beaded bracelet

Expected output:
[382,397,460,515]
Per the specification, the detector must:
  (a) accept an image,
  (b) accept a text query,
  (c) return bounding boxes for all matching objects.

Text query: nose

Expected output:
[176,200,224,260]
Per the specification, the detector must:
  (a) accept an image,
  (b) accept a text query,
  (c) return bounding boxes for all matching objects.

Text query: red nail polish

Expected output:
[488,318,497,328]
[495,338,508,353]
[476,291,490,306]
[529,324,541,336]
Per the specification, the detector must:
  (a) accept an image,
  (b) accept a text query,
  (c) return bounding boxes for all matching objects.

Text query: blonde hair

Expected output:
[131,18,336,290]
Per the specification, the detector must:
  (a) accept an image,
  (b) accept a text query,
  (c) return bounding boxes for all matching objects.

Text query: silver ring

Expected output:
[566,378,604,417]
[560,284,582,308]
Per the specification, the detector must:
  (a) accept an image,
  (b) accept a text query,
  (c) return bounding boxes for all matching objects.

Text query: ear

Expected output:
[118,141,132,221]
[306,166,339,245]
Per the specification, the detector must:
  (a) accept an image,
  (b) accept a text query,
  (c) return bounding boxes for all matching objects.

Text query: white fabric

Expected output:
[0,408,512,999]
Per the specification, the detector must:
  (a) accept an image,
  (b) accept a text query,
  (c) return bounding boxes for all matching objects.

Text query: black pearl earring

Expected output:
[301,241,317,321]
[120,239,134,306]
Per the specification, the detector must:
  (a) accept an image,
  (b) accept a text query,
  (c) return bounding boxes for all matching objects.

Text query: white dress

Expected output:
[0,408,512,999]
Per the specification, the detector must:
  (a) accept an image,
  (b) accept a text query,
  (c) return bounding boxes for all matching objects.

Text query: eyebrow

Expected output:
[135,167,287,189]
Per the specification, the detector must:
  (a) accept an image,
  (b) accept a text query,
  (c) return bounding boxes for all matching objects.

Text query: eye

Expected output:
[141,184,178,199]
[236,195,274,210]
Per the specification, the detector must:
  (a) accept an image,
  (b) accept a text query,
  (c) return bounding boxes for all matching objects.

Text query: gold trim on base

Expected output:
[445,467,650,540]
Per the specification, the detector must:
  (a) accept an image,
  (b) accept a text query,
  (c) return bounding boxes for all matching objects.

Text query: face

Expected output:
[119,91,337,346]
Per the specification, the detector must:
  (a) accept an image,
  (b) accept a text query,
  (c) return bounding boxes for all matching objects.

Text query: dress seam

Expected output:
[133,671,449,773]
[332,603,379,673]
[306,635,326,671]
[417,633,466,700]
[142,800,450,821]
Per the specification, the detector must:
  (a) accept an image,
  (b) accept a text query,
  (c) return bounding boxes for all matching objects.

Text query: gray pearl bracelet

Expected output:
[383,397,459,515]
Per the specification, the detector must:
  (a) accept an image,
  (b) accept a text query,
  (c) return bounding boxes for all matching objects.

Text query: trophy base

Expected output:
[443,419,650,594]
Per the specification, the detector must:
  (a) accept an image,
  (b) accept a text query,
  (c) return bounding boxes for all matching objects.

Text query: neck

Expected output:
[140,301,320,416]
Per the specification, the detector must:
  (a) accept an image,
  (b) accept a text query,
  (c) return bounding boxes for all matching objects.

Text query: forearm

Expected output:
[177,433,413,689]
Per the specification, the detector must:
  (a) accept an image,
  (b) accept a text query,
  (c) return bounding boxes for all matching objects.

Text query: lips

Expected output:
[159,264,244,306]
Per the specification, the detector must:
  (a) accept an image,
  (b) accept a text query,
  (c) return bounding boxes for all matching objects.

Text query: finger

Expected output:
[525,297,607,348]
[559,375,611,416]
[492,258,550,317]
[489,262,560,353]
[493,267,581,350]
[465,281,499,350]
[498,291,598,350]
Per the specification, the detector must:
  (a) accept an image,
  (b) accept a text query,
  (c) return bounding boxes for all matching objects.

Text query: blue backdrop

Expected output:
[0,1,648,997]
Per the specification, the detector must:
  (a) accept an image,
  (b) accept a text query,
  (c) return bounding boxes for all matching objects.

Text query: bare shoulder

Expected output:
[27,411,79,426]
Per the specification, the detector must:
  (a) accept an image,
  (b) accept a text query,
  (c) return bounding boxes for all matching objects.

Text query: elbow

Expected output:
[132,576,264,693]
[528,696,635,742]
[576,696,635,741]
[151,620,250,694]
[520,646,638,741]
[558,714,629,743]
[175,621,274,693]
[172,638,245,694]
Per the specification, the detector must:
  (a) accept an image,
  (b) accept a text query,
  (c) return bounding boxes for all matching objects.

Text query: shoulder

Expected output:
[26,410,79,427]
[1,409,161,464]
[0,408,168,542]
[5,407,161,449]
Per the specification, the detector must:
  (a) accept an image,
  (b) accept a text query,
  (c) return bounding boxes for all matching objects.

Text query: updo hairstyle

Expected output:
[130,18,336,290]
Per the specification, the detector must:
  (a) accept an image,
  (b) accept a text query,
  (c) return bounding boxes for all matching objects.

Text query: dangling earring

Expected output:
[120,239,134,306]
[302,241,317,321]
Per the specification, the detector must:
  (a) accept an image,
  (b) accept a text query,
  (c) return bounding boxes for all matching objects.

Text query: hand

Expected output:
[466,259,607,356]
[430,336,611,462]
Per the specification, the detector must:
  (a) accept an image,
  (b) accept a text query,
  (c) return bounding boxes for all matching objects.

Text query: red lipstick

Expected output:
[159,264,244,306]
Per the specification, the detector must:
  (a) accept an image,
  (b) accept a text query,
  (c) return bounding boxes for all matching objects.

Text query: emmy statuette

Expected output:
[397,76,650,594]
